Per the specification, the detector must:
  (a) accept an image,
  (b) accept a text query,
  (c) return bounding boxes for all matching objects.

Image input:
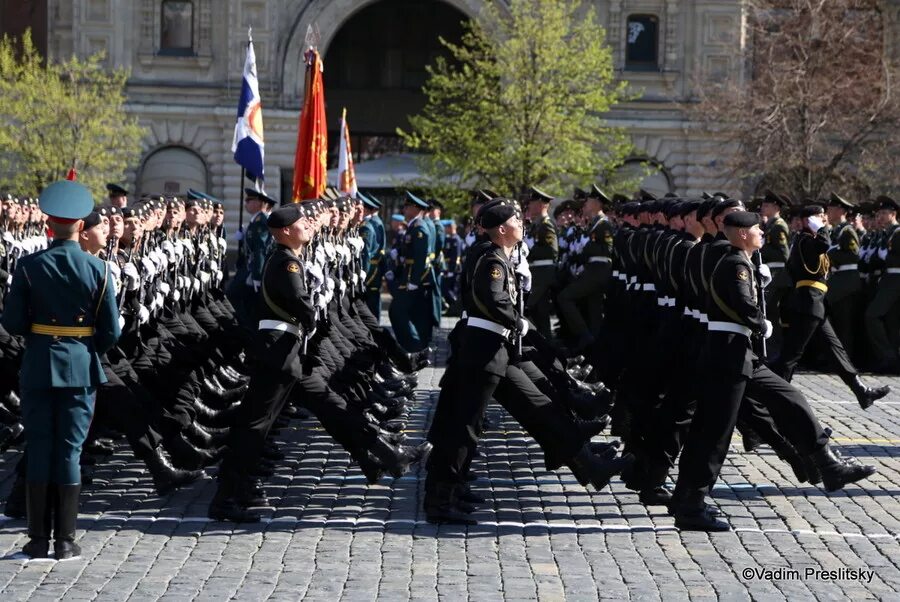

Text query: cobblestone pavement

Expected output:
[2,319,900,600]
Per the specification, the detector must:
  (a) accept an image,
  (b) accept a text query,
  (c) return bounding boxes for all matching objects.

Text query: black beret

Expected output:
[267,204,304,228]
[121,207,138,218]
[876,195,899,211]
[664,201,683,220]
[679,200,701,217]
[82,211,103,230]
[106,183,127,196]
[800,204,825,218]
[478,198,519,229]
[723,211,760,228]
[711,198,745,218]
[553,200,578,218]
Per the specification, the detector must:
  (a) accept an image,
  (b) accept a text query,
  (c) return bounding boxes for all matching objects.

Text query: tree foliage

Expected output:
[0,30,145,199]
[691,0,900,200]
[399,0,634,214]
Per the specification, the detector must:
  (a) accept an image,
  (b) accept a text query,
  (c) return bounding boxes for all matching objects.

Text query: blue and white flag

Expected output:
[232,29,265,184]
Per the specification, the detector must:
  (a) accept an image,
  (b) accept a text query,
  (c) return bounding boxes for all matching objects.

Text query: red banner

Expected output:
[292,49,327,202]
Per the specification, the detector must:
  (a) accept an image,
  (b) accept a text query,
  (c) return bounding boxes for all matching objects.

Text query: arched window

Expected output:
[160,1,193,55]
[626,14,659,70]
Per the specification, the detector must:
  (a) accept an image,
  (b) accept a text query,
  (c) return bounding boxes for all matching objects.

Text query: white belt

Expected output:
[258,319,302,337]
[707,321,751,337]
[766,262,785,269]
[832,264,859,272]
[683,307,694,318]
[629,276,638,284]
[658,297,676,307]
[617,273,628,281]
[530,259,555,267]
[588,256,612,264]
[642,283,656,291]
[612,270,619,277]
[886,268,900,275]
[461,311,468,319]
[466,316,512,339]
[699,312,709,323]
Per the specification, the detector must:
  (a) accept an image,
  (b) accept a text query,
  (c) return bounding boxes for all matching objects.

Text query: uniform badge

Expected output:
[417,231,424,239]
[738,269,749,281]
[545,235,555,244]
[286,262,300,273]
[490,266,502,280]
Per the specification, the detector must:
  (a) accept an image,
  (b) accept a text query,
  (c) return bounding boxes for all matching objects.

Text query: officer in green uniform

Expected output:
[388,192,434,351]
[227,188,275,328]
[556,185,615,351]
[358,193,385,318]
[759,190,792,357]
[865,196,900,373]
[2,180,121,559]
[826,194,863,361]
[522,186,557,339]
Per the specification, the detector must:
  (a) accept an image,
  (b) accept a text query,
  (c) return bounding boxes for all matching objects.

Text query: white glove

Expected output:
[173,289,181,302]
[209,260,219,273]
[174,240,185,259]
[123,263,140,290]
[219,237,227,253]
[141,257,156,278]
[192,278,201,292]
[407,283,419,291]
[155,292,164,308]
[384,270,394,282]
[159,282,171,296]
[199,271,211,284]
[517,318,530,336]
[763,319,774,339]
[807,215,824,233]
[389,248,399,262]
[138,305,150,325]
[878,248,888,261]
[234,229,244,242]
[515,260,533,293]
[758,263,773,288]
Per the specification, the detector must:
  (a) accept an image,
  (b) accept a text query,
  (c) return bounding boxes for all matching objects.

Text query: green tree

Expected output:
[399,0,634,214]
[0,30,145,200]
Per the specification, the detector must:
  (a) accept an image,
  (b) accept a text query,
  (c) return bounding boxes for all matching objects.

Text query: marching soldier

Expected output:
[556,185,615,351]
[864,196,900,373]
[358,193,385,317]
[3,181,121,559]
[227,188,275,328]
[107,183,128,209]
[771,204,889,408]
[759,190,792,356]
[825,194,863,361]
[522,186,558,339]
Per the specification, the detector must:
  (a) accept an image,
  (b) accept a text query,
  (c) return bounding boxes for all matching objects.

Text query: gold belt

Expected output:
[30,324,95,337]
[795,280,828,293]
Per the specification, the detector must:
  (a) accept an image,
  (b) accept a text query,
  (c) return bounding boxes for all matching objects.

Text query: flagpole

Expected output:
[237,168,246,262]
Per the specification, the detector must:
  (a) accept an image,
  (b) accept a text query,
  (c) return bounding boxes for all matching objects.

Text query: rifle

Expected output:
[751,250,768,361]
[515,242,524,357]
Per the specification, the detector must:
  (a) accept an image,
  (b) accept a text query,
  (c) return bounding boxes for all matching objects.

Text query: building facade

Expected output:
[35,0,900,229]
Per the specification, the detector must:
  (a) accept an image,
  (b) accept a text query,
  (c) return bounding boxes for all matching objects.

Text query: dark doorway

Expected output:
[323,0,469,166]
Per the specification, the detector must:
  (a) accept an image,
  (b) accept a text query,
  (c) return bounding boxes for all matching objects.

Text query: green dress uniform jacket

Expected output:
[3,239,120,388]
[826,221,862,305]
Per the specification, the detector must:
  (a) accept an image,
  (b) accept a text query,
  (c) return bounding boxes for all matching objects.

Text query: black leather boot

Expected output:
[165,433,220,470]
[847,375,890,410]
[575,414,611,440]
[208,479,261,523]
[425,482,477,525]
[674,504,729,532]
[566,444,634,491]
[809,445,876,492]
[0,423,24,452]
[368,436,432,479]
[185,422,229,448]
[53,484,82,560]
[144,446,204,496]
[22,483,51,559]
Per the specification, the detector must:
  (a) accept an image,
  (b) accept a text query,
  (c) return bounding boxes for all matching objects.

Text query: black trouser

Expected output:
[95,361,162,460]
[674,357,828,509]
[772,313,857,383]
[828,294,860,364]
